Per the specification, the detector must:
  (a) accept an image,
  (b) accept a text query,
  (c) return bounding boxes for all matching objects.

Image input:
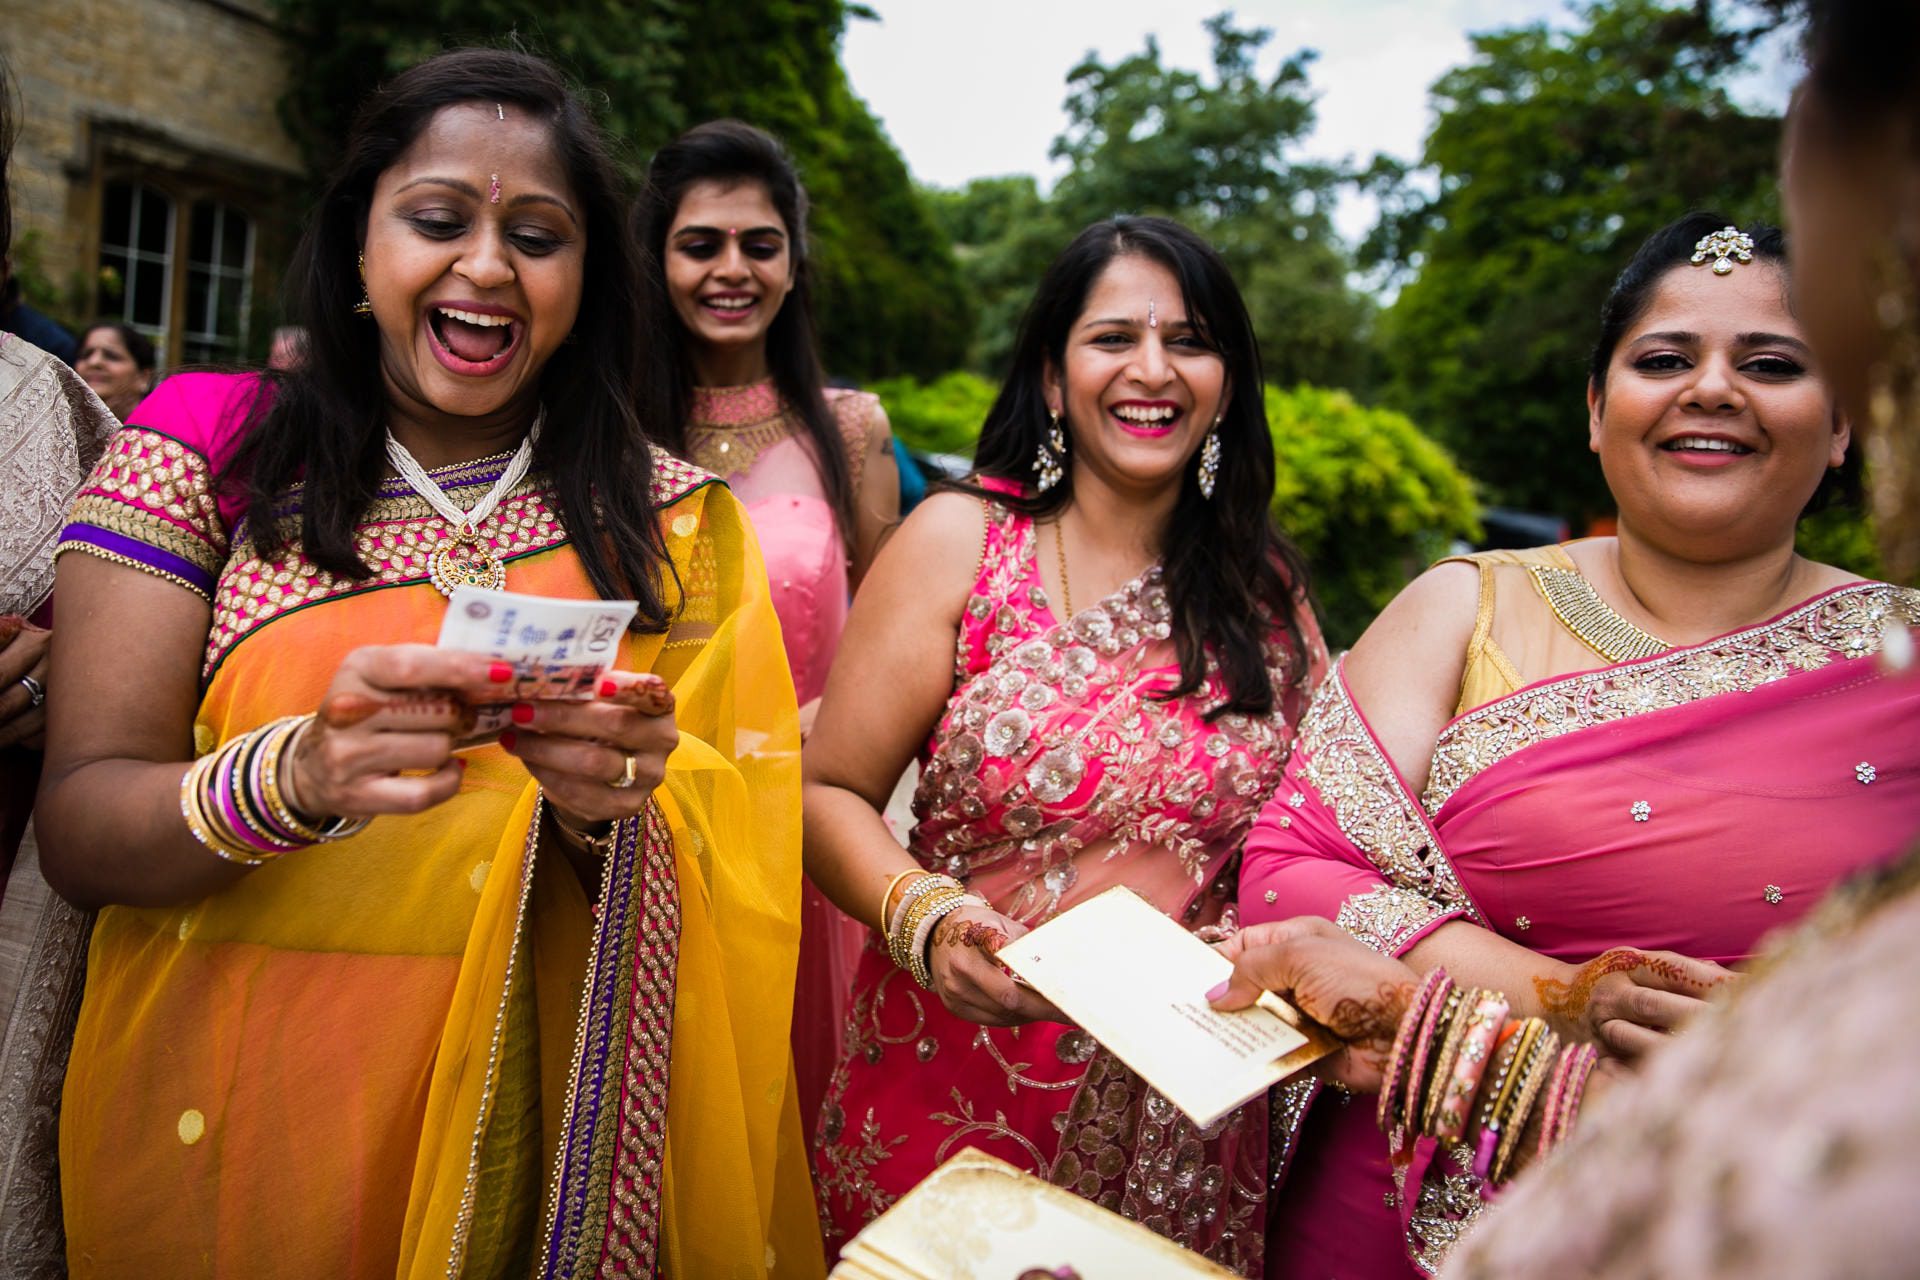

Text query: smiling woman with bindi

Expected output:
[41,48,821,1277]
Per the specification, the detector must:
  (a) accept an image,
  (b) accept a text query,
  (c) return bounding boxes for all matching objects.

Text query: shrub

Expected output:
[867,371,999,460]
[1265,385,1481,647]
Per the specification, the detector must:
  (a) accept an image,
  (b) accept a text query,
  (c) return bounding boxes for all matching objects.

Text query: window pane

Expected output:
[190,204,215,264]
[222,210,251,269]
[137,190,172,255]
[186,267,213,336]
[102,183,133,249]
[132,260,167,326]
[98,254,129,316]
[217,274,247,339]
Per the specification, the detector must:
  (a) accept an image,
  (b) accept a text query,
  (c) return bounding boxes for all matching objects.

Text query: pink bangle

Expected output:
[1555,1043,1600,1148]
[1434,991,1509,1141]
[1402,977,1457,1133]
[1377,968,1447,1134]
[1536,1043,1579,1161]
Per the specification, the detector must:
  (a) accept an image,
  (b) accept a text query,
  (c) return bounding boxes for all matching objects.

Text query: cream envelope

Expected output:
[831,1147,1237,1279]
[996,885,1337,1128]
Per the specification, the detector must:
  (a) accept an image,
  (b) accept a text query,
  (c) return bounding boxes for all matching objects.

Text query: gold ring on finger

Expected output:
[609,751,639,789]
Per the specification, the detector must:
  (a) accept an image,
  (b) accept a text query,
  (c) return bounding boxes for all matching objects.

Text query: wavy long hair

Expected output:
[954,216,1313,716]
[633,120,857,545]
[223,48,675,629]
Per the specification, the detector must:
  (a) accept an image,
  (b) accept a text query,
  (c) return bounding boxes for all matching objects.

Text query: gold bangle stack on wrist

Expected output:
[179,714,368,866]
[883,869,985,989]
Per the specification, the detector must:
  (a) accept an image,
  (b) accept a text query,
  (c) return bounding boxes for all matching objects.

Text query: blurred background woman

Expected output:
[39,49,818,1276]
[1242,211,1920,1277]
[805,215,1324,1276]
[72,320,155,422]
[636,118,898,1133]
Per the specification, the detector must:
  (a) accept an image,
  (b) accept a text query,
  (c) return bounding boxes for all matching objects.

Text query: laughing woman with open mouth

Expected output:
[37,49,821,1277]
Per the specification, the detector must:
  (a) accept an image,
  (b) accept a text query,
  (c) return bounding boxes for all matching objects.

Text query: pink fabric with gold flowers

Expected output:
[813,479,1324,1277]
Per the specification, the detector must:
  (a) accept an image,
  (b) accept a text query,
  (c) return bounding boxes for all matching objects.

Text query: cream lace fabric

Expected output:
[0,334,117,616]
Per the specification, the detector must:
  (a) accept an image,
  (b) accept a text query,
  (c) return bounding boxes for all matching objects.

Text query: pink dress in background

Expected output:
[1241,582,1920,1277]
[686,379,880,1135]
[812,480,1325,1277]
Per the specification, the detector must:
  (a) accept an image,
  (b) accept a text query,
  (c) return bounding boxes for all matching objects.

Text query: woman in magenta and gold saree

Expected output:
[1243,214,1920,1279]
[804,218,1325,1278]
[38,51,818,1278]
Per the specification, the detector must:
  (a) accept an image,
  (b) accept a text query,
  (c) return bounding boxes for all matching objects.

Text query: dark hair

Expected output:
[225,48,674,628]
[1590,211,1859,512]
[0,53,13,274]
[633,120,856,544]
[953,216,1312,717]
[1804,0,1919,129]
[78,320,156,371]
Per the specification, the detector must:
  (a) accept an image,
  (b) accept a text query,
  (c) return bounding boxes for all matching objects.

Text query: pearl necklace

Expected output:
[384,411,543,597]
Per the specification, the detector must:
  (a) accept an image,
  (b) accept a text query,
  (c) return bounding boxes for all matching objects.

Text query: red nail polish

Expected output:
[499,730,517,751]
[488,661,514,684]
[511,703,535,725]
[457,758,468,770]
[599,677,619,698]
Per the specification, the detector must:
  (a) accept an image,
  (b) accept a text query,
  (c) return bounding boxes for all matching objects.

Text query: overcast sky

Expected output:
[841,1,1801,244]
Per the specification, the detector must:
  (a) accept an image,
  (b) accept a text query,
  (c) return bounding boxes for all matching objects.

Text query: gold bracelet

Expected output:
[878,868,927,934]
[887,874,961,968]
[548,804,617,857]
[892,882,966,972]
[261,715,367,843]
[1421,987,1480,1135]
[1492,1028,1559,1183]
[908,891,979,989]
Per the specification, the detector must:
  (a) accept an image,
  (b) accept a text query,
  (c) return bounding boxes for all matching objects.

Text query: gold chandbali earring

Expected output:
[353,253,372,316]
[1196,414,1223,498]
[1035,410,1067,492]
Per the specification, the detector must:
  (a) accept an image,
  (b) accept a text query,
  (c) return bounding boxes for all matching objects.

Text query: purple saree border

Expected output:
[542,808,642,1278]
[58,522,216,597]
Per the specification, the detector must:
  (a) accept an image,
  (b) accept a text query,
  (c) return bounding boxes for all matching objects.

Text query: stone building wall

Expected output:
[4,0,305,361]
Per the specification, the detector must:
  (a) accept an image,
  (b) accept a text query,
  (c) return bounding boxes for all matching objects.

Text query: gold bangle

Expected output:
[180,747,271,866]
[887,874,960,967]
[878,868,927,934]
[892,883,965,972]
[1421,987,1479,1135]
[1492,1029,1559,1183]
[261,715,367,843]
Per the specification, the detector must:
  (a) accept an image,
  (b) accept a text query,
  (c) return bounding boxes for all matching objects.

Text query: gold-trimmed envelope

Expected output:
[997,885,1337,1128]
[830,1147,1237,1279]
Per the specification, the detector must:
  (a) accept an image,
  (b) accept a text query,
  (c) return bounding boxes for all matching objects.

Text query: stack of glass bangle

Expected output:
[883,870,987,989]
[1377,966,1600,1189]
[180,714,368,865]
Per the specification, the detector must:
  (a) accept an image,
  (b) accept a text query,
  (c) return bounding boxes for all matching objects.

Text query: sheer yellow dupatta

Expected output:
[400,469,820,1278]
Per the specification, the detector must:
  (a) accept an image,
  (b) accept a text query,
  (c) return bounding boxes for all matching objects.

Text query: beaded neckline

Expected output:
[1527,562,1671,664]
[688,378,784,429]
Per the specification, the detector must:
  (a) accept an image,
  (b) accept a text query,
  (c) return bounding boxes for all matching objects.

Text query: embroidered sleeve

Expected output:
[57,427,227,600]
[829,390,880,494]
[1335,884,1461,955]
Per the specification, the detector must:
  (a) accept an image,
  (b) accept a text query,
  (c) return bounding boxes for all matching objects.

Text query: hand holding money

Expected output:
[497,669,678,828]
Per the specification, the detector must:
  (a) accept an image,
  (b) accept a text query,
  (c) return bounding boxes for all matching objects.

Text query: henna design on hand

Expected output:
[1322,981,1416,1055]
[1533,947,1717,1018]
[0,615,23,648]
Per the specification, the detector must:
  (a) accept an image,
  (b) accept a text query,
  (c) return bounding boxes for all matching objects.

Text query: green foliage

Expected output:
[267,0,967,378]
[866,373,1479,647]
[932,14,1374,387]
[1264,385,1481,646]
[1796,504,1891,583]
[866,370,998,458]
[1368,0,1786,520]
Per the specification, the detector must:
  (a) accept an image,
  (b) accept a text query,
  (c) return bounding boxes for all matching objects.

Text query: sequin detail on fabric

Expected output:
[59,427,228,598]
[1336,884,1455,954]
[1425,584,1920,813]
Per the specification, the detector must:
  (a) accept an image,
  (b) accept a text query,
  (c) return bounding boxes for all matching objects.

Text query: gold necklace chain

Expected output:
[1053,518,1074,620]
[1528,564,1670,663]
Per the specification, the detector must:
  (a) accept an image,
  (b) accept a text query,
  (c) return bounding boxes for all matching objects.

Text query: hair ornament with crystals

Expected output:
[1690,225,1756,276]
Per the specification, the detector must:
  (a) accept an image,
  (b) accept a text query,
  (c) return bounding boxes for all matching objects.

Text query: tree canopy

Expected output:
[1366,0,1786,519]
[268,0,968,378]
[929,14,1373,387]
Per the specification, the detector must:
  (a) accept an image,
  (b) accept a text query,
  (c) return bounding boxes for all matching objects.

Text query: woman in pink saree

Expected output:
[634,121,900,1133]
[804,217,1327,1276]
[1243,213,1920,1277]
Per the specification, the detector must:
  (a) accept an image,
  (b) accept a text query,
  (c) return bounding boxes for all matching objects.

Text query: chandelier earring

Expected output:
[1196,415,1223,499]
[353,253,372,316]
[1035,409,1067,492]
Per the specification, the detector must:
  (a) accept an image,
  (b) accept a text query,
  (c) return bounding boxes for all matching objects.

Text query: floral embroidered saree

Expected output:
[55,374,821,1277]
[1242,579,1920,1278]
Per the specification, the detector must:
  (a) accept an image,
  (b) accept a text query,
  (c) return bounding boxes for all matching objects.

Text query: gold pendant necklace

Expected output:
[429,522,508,595]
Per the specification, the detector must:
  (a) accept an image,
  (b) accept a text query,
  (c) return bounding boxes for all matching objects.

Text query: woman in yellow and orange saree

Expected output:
[38,50,819,1278]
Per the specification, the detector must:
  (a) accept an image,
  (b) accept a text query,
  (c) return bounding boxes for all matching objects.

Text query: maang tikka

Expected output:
[1034,410,1067,492]
[1690,226,1755,276]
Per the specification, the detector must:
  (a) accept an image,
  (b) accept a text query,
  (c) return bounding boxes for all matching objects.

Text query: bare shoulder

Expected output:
[1340,560,1482,787]
[869,490,986,602]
